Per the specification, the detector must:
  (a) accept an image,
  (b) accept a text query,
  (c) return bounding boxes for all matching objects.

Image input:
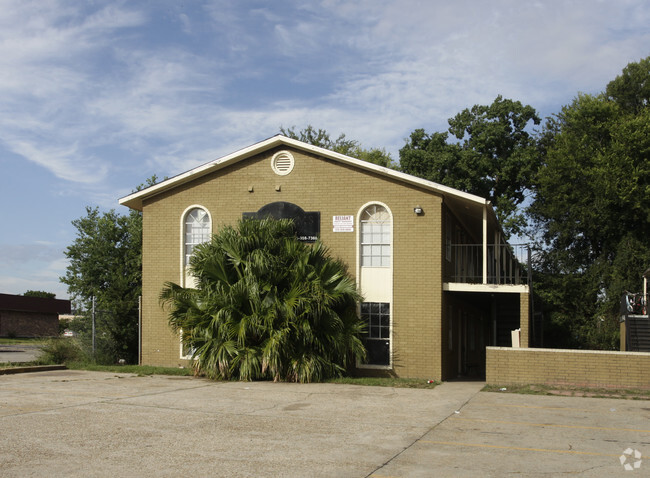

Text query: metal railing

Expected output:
[621,293,648,317]
[446,243,530,285]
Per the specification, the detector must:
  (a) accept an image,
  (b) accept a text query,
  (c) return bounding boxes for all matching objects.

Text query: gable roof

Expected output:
[119,135,490,216]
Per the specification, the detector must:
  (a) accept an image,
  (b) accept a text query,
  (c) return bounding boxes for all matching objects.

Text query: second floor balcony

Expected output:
[445,243,531,286]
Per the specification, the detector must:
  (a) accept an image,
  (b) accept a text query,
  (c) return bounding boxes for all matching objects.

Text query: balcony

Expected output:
[445,243,531,286]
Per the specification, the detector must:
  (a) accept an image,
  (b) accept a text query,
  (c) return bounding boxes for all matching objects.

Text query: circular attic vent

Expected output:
[271,150,295,176]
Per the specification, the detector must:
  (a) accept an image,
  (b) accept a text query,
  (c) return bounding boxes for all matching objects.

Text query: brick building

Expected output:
[0,293,71,338]
[120,135,531,380]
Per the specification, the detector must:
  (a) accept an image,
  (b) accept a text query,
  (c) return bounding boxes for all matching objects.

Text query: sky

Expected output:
[0,0,648,300]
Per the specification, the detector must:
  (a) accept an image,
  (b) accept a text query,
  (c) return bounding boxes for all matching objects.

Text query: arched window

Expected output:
[184,207,211,266]
[358,203,393,368]
[360,204,391,267]
[180,206,211,359]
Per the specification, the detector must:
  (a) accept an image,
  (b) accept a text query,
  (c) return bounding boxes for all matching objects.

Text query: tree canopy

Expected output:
[160,218,366,382]
[23,290,56,299]
[280,125,396,169]
[60,206,142,363]
[529,56,650,349]
[400,96,541,237]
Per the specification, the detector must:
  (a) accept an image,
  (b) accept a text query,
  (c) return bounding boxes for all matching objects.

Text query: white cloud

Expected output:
[3,140,108,184]
[0,243,69,298]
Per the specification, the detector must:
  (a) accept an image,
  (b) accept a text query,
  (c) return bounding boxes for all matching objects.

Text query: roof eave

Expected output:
[118,135,489,211]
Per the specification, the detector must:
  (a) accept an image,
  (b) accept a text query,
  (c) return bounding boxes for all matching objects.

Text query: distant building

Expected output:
[0,293,71,337]
[120,135,532,380]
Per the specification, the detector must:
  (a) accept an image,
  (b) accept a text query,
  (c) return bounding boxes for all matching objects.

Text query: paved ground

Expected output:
[1,370,648,477]
[0,344,43,363]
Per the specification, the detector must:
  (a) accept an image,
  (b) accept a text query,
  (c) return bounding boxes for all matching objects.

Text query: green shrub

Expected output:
[37,338,86,365]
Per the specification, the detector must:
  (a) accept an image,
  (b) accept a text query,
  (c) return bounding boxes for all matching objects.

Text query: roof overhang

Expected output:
[119,135,490,215]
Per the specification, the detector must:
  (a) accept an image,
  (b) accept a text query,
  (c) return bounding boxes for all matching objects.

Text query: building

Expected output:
[0,293,71,338]
[120,135,531,380]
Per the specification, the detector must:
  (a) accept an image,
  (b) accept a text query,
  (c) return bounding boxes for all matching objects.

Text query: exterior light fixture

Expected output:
[414,206,423,215]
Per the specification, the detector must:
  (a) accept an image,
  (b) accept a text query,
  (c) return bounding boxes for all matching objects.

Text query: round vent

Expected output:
[271,151,295,176]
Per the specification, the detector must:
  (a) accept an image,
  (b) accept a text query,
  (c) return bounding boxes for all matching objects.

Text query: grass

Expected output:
[1,357,440,387]
[483,383,650,400]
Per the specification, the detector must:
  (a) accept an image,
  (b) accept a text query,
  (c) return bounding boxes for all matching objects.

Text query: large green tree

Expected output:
[400,96,541,237]
[61,206,142,363]
[530,56,650,349]
[280,125,396,169]
[160,218,366,383]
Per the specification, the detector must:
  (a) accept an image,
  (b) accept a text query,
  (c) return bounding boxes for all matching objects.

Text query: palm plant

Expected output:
[160,218,366,382]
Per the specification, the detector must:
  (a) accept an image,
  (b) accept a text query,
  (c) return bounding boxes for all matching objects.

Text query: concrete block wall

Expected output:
[486,346,650,389]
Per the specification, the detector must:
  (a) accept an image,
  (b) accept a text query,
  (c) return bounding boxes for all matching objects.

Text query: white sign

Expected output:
[333,215,354,232]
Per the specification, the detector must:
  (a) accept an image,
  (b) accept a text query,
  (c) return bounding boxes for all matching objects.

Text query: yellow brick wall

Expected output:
[486,347,650,389]
[141,147,445,378]
[519,293,529,348]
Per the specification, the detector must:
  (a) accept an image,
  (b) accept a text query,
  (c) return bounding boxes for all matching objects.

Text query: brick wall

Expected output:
[0,311,59,337]
[141,147,446,378]
[486,346,650,389]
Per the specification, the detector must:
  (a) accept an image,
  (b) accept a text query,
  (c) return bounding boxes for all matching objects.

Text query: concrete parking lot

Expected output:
[0,370,648,477]
[0,344,43,363]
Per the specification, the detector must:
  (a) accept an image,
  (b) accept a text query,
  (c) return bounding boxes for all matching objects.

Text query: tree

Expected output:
[605,56,650,115]
[61,207,142,363]
[400,96,541,237]
[529,56,650,349]
[160,218,366,383]
[280,125,396,169]
[23,290,56,299]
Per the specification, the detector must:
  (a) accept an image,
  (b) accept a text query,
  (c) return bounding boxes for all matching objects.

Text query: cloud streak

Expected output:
[0,0,648,298]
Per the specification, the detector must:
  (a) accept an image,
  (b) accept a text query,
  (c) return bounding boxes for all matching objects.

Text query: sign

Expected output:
[333,215,354,232]
[243,202,320,243]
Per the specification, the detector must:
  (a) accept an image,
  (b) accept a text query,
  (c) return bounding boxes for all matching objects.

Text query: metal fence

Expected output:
[446,243,531,285]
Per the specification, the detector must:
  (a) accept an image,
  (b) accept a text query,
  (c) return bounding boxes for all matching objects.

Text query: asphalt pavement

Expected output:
[1,370,648,477]
[0,344,43,363]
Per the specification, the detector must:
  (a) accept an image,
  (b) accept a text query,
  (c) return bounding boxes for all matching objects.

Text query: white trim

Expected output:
[443,283,529,293]
[271,150,295,176]
[356,201,394,369]
[179,205,211,360]
[119,135,489,211]
[179,205,212,286]
[179,329,198,361]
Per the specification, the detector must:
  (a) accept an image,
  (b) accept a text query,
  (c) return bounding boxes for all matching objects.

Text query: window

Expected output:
[361,302,390,366]
[360,204,391,267]
[184,207,211,266]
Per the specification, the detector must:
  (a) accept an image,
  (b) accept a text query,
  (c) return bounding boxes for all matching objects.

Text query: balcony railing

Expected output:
[621,293,648,317]
[445,243,530,285]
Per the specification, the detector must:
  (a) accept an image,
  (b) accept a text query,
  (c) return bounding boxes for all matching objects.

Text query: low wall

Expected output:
[486,346,650,390]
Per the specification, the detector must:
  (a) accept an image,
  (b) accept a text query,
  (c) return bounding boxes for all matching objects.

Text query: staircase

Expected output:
[626,315,650,352]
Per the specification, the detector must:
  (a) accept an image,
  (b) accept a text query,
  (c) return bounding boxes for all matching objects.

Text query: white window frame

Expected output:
[356,201,393,370]
[179,205,212,359]
[359,204,392,267]
[360,301,391,367]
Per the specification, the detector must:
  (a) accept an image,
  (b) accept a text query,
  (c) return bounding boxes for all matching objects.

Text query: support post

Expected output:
[482,204,488,285]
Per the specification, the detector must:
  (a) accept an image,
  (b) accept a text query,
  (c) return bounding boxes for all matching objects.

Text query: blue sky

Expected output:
[1,0,649,299]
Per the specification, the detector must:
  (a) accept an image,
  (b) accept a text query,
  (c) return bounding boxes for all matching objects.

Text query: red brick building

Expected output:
[0,293,71,338]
